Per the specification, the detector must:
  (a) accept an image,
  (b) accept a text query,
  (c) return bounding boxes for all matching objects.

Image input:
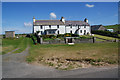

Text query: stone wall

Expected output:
[5,31,15,38]
[42,38,94,44]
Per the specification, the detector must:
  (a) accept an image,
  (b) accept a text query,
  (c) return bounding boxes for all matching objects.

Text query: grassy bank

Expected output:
[94,34,119,41]
[27,42,118,70]
[104,24,119,32]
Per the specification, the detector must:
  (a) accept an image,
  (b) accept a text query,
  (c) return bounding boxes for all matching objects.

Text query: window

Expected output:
[49,25,51,28]
[84,26,86,28]
[52,31,55,34]
[49,31,51,34]
[57,25,59,28]
[84,30,86,33]
[58,30,59,34]
[80,30,82,33]
[40,25,43,29]
[70,30,72,34]
[41,31,43,34]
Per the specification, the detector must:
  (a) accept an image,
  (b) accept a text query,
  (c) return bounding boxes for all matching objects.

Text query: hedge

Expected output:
[91,30,119,38]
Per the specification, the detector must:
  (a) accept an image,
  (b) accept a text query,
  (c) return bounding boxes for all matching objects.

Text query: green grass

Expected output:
[1,37,24,55]
[95,38,105,41]
[94,34,119,41]
[27,42,118,65]
[104,24,120,32]
[13,38,30,53]
[43,38,54,41]
[118,34,120,37]
[80,35,93,39]
[1,37,32,55]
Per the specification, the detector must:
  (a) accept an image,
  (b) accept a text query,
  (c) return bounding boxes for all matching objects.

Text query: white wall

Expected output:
[34,25,66,35]
[33,25,91,35]
[65,26,77,34]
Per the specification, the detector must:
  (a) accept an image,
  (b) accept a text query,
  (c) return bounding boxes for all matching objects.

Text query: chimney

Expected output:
[84,18,88,23]
[60,17,65,23]
[33,16,36,23]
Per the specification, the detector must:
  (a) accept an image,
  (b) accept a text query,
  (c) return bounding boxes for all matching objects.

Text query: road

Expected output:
[2,46,118,78]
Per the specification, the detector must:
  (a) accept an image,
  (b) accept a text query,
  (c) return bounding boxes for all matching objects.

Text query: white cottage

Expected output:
[33,17,91,35]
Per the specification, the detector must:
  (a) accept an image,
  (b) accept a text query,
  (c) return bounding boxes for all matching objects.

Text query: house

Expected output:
[33,17,91,35]
[107,29,114,32]
[5,31,15,38]
[91,25,106,31]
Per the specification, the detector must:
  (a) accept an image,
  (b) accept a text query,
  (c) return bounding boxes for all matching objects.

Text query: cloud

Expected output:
[50,12,57,19]
[24,22,32,27]
[85,4,94,8]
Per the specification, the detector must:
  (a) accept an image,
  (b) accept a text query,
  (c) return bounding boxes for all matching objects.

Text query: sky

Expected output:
[2,2,119,34]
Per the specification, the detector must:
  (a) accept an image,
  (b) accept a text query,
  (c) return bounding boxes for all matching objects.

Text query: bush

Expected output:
[57,34,64,38]
[71,34,79,37]
[64,33,72,37]
[42,35,56,39]
[26,57,35,63]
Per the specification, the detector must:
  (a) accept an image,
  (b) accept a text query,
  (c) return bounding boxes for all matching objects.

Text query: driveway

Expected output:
[2,46,118,78]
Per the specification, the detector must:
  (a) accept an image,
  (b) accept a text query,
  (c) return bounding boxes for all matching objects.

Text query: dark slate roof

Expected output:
[5,31,15,32]
[65,21,89,26]
[34,20,64,25]
[91,25,103,30]
[34,20,89,26]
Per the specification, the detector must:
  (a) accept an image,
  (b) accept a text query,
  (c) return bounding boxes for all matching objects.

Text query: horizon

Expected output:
[2,2,118,34]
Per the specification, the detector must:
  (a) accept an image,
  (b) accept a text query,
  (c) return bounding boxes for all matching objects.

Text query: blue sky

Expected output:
[2,2,118,34]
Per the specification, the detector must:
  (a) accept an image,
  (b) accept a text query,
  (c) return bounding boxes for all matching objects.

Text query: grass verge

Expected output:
[94,34,119,41]
[27,42,118,70]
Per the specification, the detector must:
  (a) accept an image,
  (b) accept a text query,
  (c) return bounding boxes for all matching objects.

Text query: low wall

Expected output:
[42,38,94,44]
[74,38,93,43]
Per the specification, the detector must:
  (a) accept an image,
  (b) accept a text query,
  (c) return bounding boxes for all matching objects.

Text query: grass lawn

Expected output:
[13,37,31,53]
[27,42,118,70]
[104,25,120,32]
[94,34,119,41]
[1,37,31,55]
[95,38,106,41]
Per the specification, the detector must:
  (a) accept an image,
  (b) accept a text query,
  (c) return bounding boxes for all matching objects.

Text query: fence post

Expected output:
[40,37,43,44]
[93,37,96,43]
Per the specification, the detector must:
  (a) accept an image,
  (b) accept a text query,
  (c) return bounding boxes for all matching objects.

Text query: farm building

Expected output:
[5,31,15,38]
[33,17,91,35]
[91,25,106,31]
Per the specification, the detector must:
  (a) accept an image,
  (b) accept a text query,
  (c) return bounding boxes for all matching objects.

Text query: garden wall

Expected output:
[42,38,94,44]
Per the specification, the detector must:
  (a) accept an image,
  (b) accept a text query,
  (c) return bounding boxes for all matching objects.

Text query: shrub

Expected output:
[42,35,56,39]
[71,34,79,37]
[57,34,64,38]
[26,57,35,63]
[64,33,72,37]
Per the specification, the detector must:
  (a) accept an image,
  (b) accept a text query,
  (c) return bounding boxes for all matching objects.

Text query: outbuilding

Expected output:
[5,31,15,38]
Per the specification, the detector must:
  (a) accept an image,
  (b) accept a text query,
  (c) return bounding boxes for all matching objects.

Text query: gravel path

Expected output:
[2,45,118,78]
